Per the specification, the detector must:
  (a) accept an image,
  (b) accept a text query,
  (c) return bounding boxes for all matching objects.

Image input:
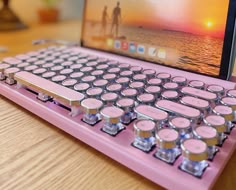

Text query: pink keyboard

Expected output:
[1,46,236,190]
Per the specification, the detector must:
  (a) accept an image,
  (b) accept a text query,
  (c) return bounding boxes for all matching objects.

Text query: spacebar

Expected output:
[15,71,85,107]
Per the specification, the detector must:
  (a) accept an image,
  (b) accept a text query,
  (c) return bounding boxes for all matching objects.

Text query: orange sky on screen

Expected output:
[86,0,229,38]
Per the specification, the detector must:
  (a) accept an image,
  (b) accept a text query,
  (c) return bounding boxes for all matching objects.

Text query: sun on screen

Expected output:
[206,21,213,28]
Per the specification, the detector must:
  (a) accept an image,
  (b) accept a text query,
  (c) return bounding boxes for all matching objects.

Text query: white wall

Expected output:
[9,0,84,23]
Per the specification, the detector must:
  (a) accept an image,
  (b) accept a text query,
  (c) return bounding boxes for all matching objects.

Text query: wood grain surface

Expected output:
[0,20,236,190]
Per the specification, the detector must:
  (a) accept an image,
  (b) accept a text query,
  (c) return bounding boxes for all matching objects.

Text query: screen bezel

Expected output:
[81,0,236,80]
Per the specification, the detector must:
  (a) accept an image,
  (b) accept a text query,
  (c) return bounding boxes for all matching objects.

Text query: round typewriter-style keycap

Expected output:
[33,68,47,75]
[157,72,171,82]
[156,128,179,149]
[203,115,226,133]
[86,61,98,67]
[130,66,143,74]
[37,54,48,59]
[129,81,145,90]
[169,117,191,132]
[227,89,236,98]
[147,78,162,86]
[81,76,96,84]
[96,64,109,70]
[121,88,138,98]
[61,61,73,67]
[68,56,79,62]
[70,64,83,70]
[68,50,79,55]
[161,90,179,100]
[193,126,218,146]
[145,86,161,95]
[51,65,64,72]
[102,73,116,81]
[24,65,39,72]
[81,98,103,114]
[4,67,20,78]
[76,59,88,65]
[87,55,98,62]
[53,59,64,65]
[51,75,67,83]
[74,82,90,92]
[100,106,124,124]
[119,63,130,70]
[133,119,155,138]
[133,74,147,82]
[91,70,104,78]
[42,63,55,69]
[60,54,70,60]
[80,66,94,73]
[120,70,133,77]
[212,105,234,121]
[189,80,205,89]
[117,98,135,109]
[34,60,46,66]
[15,54,29,60]
[42,71,56,79]
[221,97,236,110]
[3,57,22,65]
[107,60,119,67]
[26,57,38,63]
[97,58,108,64]
[78,53,88,59]
[93,79,108,88]
[0,63,10,72]
[86,87,103,97]
[142,69,156,78]
[171,76,187,86]
[101,92,118,102]
[69,51,79,56]
[52,52,62,57]
[62,79,77,87]
[44,56,55,62]
[106,83,122,92]
[70,72,84,79]
[181,139,208,161]
[60,68,74,75]
[116,77,130,86]
[207,85,224,96]
[17,62,30,69]
[137,93,155,104]
[163,82,179,91]
[108,67,121,74]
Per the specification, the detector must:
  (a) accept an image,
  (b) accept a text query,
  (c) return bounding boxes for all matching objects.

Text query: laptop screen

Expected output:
[81,0,232,77]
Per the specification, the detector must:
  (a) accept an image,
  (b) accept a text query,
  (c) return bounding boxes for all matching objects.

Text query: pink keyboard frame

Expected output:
[1,47,236,190]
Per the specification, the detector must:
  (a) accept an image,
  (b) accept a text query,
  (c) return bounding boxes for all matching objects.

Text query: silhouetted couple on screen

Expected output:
[101,1,121,38]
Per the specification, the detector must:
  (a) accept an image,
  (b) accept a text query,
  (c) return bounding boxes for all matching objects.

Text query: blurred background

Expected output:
[0,0,84,23]
[0,0,85,57]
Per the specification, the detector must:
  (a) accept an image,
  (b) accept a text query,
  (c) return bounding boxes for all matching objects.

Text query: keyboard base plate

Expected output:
[1,81,236,190]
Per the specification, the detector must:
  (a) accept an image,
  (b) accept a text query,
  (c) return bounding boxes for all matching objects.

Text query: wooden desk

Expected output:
[0,21,236,190]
